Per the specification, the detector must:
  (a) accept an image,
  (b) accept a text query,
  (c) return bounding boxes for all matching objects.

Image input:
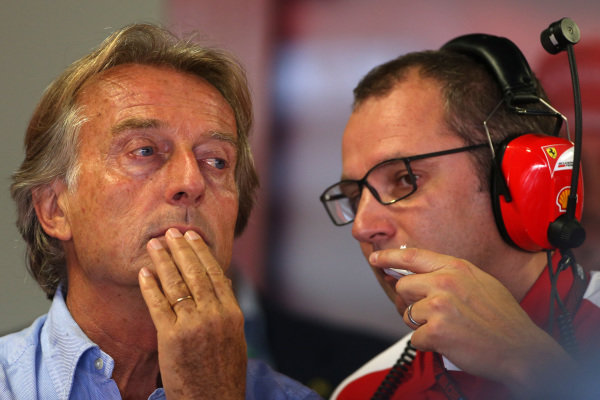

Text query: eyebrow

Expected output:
[111,118,162,136]
[210,130,238,146]
[111,117,238,146]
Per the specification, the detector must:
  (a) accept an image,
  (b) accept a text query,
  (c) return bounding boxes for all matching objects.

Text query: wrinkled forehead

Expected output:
[77,64,227,108]
[75,64,237,136]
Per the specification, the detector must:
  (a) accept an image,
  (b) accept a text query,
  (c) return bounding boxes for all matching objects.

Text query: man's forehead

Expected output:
[77,63,224,105]
[76,64,236,134]
[340,94,456,179]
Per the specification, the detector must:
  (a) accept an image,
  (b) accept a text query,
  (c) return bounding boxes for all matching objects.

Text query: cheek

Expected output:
[404,189,486,255]
[214,187,239,221]
[212,190,239,268]
[67,170,145,250]
[80,166,143,212]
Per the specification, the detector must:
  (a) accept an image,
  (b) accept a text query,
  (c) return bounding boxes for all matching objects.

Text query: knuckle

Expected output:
[428,293,454,314]
[205,262,224,276]
[404,247,419,263]
[431,272,458,292]
[174,281,189,294]
[147,294,164,310]
[449,257,471,273]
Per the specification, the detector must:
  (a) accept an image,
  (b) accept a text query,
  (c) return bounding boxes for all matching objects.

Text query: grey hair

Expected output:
[11,23,259,298]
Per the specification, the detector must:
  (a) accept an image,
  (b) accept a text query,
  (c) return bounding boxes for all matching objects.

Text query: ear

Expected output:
[32,181,72,241]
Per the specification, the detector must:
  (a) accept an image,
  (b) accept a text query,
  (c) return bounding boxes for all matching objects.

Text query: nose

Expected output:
[164,150,206,207]
[351,188,395,245]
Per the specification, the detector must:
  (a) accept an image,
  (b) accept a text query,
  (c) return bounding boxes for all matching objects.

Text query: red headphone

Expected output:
[441,31,585,252]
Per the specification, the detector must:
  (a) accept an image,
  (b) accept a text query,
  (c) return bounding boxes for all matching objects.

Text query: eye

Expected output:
[132,146,155,157]
[205,157,228,170]
[396,173,417,187]
[386,168,418,200]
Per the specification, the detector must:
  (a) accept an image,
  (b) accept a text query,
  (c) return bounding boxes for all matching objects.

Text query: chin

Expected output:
[371,269,395,301]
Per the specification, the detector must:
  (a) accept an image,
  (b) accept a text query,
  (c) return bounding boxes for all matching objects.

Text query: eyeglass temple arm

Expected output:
[483,100,512,202]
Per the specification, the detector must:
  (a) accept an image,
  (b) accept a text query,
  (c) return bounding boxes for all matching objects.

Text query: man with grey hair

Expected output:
[0,23,320,400]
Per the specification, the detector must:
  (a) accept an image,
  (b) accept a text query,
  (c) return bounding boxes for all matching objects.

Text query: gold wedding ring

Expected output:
[171,295,193,307]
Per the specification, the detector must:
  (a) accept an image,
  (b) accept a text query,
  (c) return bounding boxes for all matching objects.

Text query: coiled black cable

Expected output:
[371,340,417,400]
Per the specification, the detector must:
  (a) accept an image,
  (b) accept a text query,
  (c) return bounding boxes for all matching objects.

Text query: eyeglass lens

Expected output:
[322,158,416,225]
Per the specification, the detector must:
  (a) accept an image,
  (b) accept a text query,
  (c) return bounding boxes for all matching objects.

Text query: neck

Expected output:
[487,248,548,302]
[66,272,160,399]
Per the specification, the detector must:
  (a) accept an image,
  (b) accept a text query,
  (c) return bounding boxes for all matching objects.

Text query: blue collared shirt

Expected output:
[0,288,321,400]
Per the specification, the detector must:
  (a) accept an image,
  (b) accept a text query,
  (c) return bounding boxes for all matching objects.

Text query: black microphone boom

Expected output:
[542,18,586,250]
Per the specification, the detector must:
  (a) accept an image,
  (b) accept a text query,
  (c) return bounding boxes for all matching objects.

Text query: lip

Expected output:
[371,243,407,253]
[148,225,211,247]
[371,243,409,279]
[371,261,395,281]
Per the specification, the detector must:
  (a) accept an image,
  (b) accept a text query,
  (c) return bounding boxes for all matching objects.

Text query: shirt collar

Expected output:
[41,284,115,397]
[520,251,574,328]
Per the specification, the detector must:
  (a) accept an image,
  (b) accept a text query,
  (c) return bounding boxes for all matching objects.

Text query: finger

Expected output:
[405,302,426,330]
[162,228,219,303]
[138,266,176,326]
[147,232,193,308]
[384,249,468,312]
[183,230,237,304]
[393,262,467,312]
[369,247,457,274]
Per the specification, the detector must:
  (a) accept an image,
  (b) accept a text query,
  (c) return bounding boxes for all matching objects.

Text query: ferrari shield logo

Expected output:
[545,147,558,159]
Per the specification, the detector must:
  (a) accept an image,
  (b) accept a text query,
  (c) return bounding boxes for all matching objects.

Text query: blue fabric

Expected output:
[0,288,321,400]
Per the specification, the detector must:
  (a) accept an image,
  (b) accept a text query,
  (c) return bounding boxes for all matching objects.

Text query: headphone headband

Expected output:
[441,34,539,108]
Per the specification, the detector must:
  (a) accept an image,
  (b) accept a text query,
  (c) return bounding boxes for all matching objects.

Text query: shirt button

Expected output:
[94,358,104,370]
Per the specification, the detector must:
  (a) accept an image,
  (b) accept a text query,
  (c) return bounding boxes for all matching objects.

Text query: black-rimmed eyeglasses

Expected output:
[319,143,489,226]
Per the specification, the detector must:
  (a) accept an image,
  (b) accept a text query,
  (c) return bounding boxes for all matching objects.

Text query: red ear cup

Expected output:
[493,133,584,251]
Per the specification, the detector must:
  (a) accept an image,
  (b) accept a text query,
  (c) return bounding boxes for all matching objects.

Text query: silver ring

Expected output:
[171,295,193,307]
[407,303,422,327]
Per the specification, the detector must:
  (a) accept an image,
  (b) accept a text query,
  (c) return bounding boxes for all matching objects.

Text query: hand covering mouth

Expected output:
[376,245,415,278]
[148,225,212,248]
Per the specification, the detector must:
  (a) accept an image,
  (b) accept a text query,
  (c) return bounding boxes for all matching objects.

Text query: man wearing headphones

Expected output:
[320,34,600,399]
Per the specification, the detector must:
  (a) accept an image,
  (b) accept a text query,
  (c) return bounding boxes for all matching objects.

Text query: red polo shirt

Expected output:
[332,266,600,399]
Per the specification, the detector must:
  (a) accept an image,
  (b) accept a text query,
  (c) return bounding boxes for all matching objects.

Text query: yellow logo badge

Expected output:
[557,187,570,212]
[546,147,558,159]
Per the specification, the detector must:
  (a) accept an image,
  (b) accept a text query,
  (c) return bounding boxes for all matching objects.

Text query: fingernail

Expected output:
[166,228,182,238]
[370,252,378,264]
[140,267,152,277]
[184,230,200,241]
[148,238,163,249]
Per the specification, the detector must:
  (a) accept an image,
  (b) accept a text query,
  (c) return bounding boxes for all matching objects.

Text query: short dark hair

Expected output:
[353,49,556,188]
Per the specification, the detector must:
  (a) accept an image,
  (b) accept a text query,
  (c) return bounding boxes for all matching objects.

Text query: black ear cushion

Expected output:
[490,137,518,249]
